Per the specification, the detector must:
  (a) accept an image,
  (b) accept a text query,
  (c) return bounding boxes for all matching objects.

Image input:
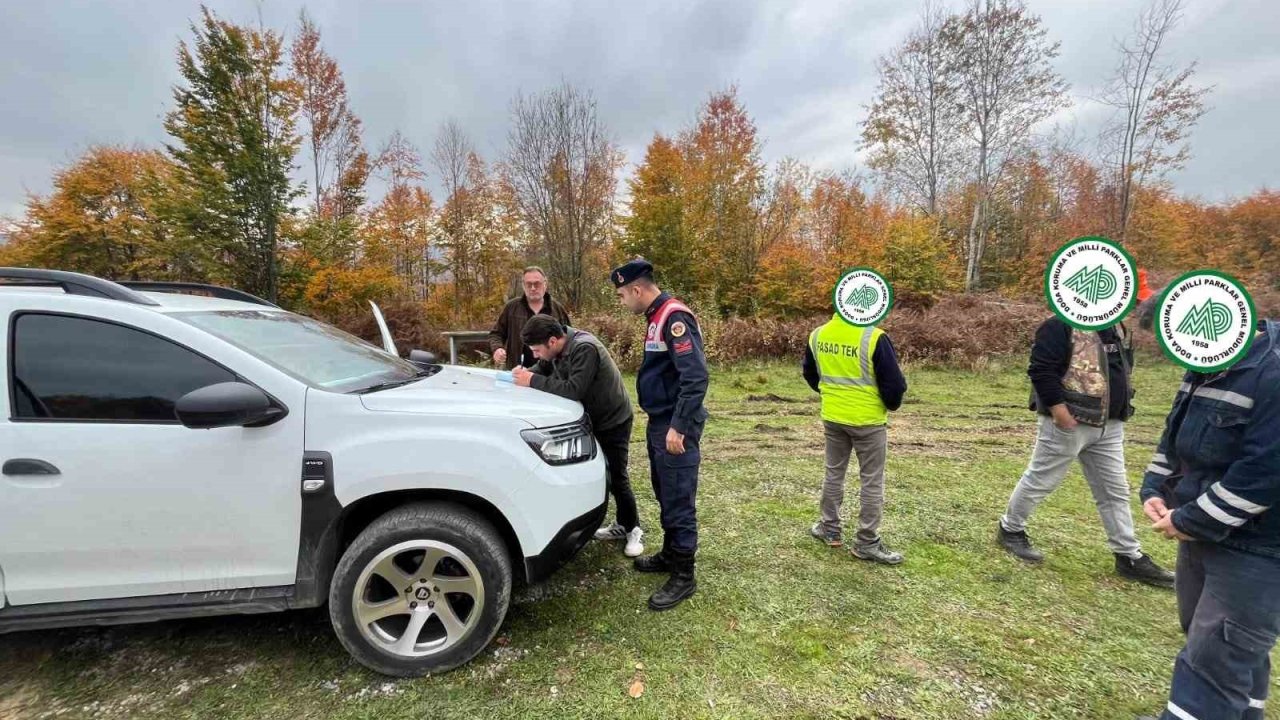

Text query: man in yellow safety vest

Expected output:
[802,313,908,564]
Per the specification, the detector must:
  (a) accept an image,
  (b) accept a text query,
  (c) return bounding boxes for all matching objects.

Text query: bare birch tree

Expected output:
[1100,0,1209,242]
[861,1,963,217]
[945,0,1068,291]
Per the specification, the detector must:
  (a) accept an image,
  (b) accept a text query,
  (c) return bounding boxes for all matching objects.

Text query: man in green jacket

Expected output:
[513,316,643,558]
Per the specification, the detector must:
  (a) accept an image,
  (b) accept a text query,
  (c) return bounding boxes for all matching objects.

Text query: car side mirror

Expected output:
[408,349,438,368]
[176,382,287,429]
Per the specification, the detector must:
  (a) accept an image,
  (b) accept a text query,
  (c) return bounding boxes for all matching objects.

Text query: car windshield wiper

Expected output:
[352,369,434,395]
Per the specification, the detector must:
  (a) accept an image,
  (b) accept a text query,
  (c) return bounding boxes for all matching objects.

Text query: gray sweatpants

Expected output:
[819,420,887,548]
[1001,415,1142,559]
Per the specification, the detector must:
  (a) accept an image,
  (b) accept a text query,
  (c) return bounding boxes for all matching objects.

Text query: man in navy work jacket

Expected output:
[1137,317,1280,720]
[612,258,709,611]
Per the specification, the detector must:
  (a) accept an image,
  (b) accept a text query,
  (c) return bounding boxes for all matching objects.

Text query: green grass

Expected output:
[3,355,1275,719]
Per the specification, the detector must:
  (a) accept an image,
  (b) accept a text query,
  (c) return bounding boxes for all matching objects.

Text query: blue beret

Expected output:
[610,258,654,288]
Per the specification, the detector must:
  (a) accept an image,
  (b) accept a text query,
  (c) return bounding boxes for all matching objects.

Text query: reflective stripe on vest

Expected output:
[810,317,887,426]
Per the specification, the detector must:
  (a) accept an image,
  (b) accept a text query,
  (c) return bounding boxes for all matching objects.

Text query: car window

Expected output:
[174,310,419,393]
[11,313,237,422]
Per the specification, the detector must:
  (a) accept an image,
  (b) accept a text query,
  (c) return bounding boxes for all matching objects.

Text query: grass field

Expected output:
[3,356,1275,719]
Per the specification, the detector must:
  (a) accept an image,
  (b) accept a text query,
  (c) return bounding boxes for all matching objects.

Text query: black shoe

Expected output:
[997,522,1044,564]
[634,553,669,573]
[1116,553,1175,589]
[648,553,697,611]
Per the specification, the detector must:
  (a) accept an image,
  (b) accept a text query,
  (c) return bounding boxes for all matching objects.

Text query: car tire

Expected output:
[329,502,512,677]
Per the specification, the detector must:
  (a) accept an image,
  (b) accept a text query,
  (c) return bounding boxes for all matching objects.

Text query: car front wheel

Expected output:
[329,502,512,677]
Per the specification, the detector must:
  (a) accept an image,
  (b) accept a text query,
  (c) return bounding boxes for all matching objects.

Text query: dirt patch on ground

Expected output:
[0,684,38,720]
[746,393,803,403]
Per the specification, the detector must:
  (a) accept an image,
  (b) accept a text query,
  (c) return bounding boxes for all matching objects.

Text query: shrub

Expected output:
[572,292,1049,370]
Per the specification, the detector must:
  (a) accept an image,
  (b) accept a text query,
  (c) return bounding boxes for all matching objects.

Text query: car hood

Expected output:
[359,365,583,427]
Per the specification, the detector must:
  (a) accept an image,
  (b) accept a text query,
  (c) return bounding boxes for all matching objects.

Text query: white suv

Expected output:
[0,269,606,676]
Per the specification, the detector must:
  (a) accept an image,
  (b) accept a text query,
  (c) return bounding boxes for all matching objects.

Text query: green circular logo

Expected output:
[832,268,893,327]
[1154,270,1256,372]
[1043,236,1138,331]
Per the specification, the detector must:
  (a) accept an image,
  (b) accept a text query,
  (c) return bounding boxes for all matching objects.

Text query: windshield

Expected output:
[175,310,420,393]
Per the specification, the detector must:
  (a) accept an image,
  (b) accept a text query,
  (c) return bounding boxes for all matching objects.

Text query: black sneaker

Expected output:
[1116,553,1175,589]
[810,521,843,547]
[997,522,1044,564]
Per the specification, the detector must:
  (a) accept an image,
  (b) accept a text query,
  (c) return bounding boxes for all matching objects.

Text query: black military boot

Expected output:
[997,522,1045,564]
[1115,553,1175,589]
[634,537,670,573]
[648,551,697,611]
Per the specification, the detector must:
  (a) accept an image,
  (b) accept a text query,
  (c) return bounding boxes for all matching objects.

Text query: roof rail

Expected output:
[115,281,280,309]
[0,268,161,306]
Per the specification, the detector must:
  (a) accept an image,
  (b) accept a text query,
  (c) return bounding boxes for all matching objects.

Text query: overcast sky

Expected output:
[2,0,1277,219]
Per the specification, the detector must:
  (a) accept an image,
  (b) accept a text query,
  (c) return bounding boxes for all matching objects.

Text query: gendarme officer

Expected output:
[612,258,708,611]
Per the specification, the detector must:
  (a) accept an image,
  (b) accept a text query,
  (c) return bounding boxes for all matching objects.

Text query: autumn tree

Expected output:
[291,10,368,220]
[862,1,963,216]
[431,119,479,313]
[882,213,959,299]
[1099,0,1209,242]
[1223,190,1280,278]
[759,158,813,252]
[809,171,887,269]
[624,134,694,294]
[943,0,1068,291]
[4,147,178,280]
[164,6,301,302]
[430,142,521,322]
[365,131,438,299]
[679,87,766,314]
[505,82,623,309]
[457,156,522,318]
[756,241,827,318]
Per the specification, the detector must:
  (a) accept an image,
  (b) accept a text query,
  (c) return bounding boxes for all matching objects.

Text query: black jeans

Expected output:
[596,418,639,531]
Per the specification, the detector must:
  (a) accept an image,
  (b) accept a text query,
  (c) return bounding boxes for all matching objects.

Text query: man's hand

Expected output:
[1050,403,1078,431]
[1143,496,1171,524]
[493,348,507,366]
[1152,510,1194,541]
[666,427,686,455]
[512,365,533,387]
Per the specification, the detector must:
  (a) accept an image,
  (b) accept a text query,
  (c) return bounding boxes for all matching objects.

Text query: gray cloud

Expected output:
[2,0,1276,219]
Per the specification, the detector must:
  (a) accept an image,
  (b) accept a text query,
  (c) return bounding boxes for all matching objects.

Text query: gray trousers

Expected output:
[819,420,887,548]
[1001,415,1142,558]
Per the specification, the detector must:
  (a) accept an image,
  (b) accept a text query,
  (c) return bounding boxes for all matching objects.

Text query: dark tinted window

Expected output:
[11,313,236,421]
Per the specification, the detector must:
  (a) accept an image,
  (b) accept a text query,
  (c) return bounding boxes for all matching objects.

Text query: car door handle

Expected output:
[3,458,61,476]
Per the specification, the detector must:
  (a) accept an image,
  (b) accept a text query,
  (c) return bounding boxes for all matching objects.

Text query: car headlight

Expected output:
[521,416,596,465]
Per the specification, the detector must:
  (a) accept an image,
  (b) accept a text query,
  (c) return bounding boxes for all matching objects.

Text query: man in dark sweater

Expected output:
[512,316,643,557]
[487,267,572,370]
[996,315,1174,588]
